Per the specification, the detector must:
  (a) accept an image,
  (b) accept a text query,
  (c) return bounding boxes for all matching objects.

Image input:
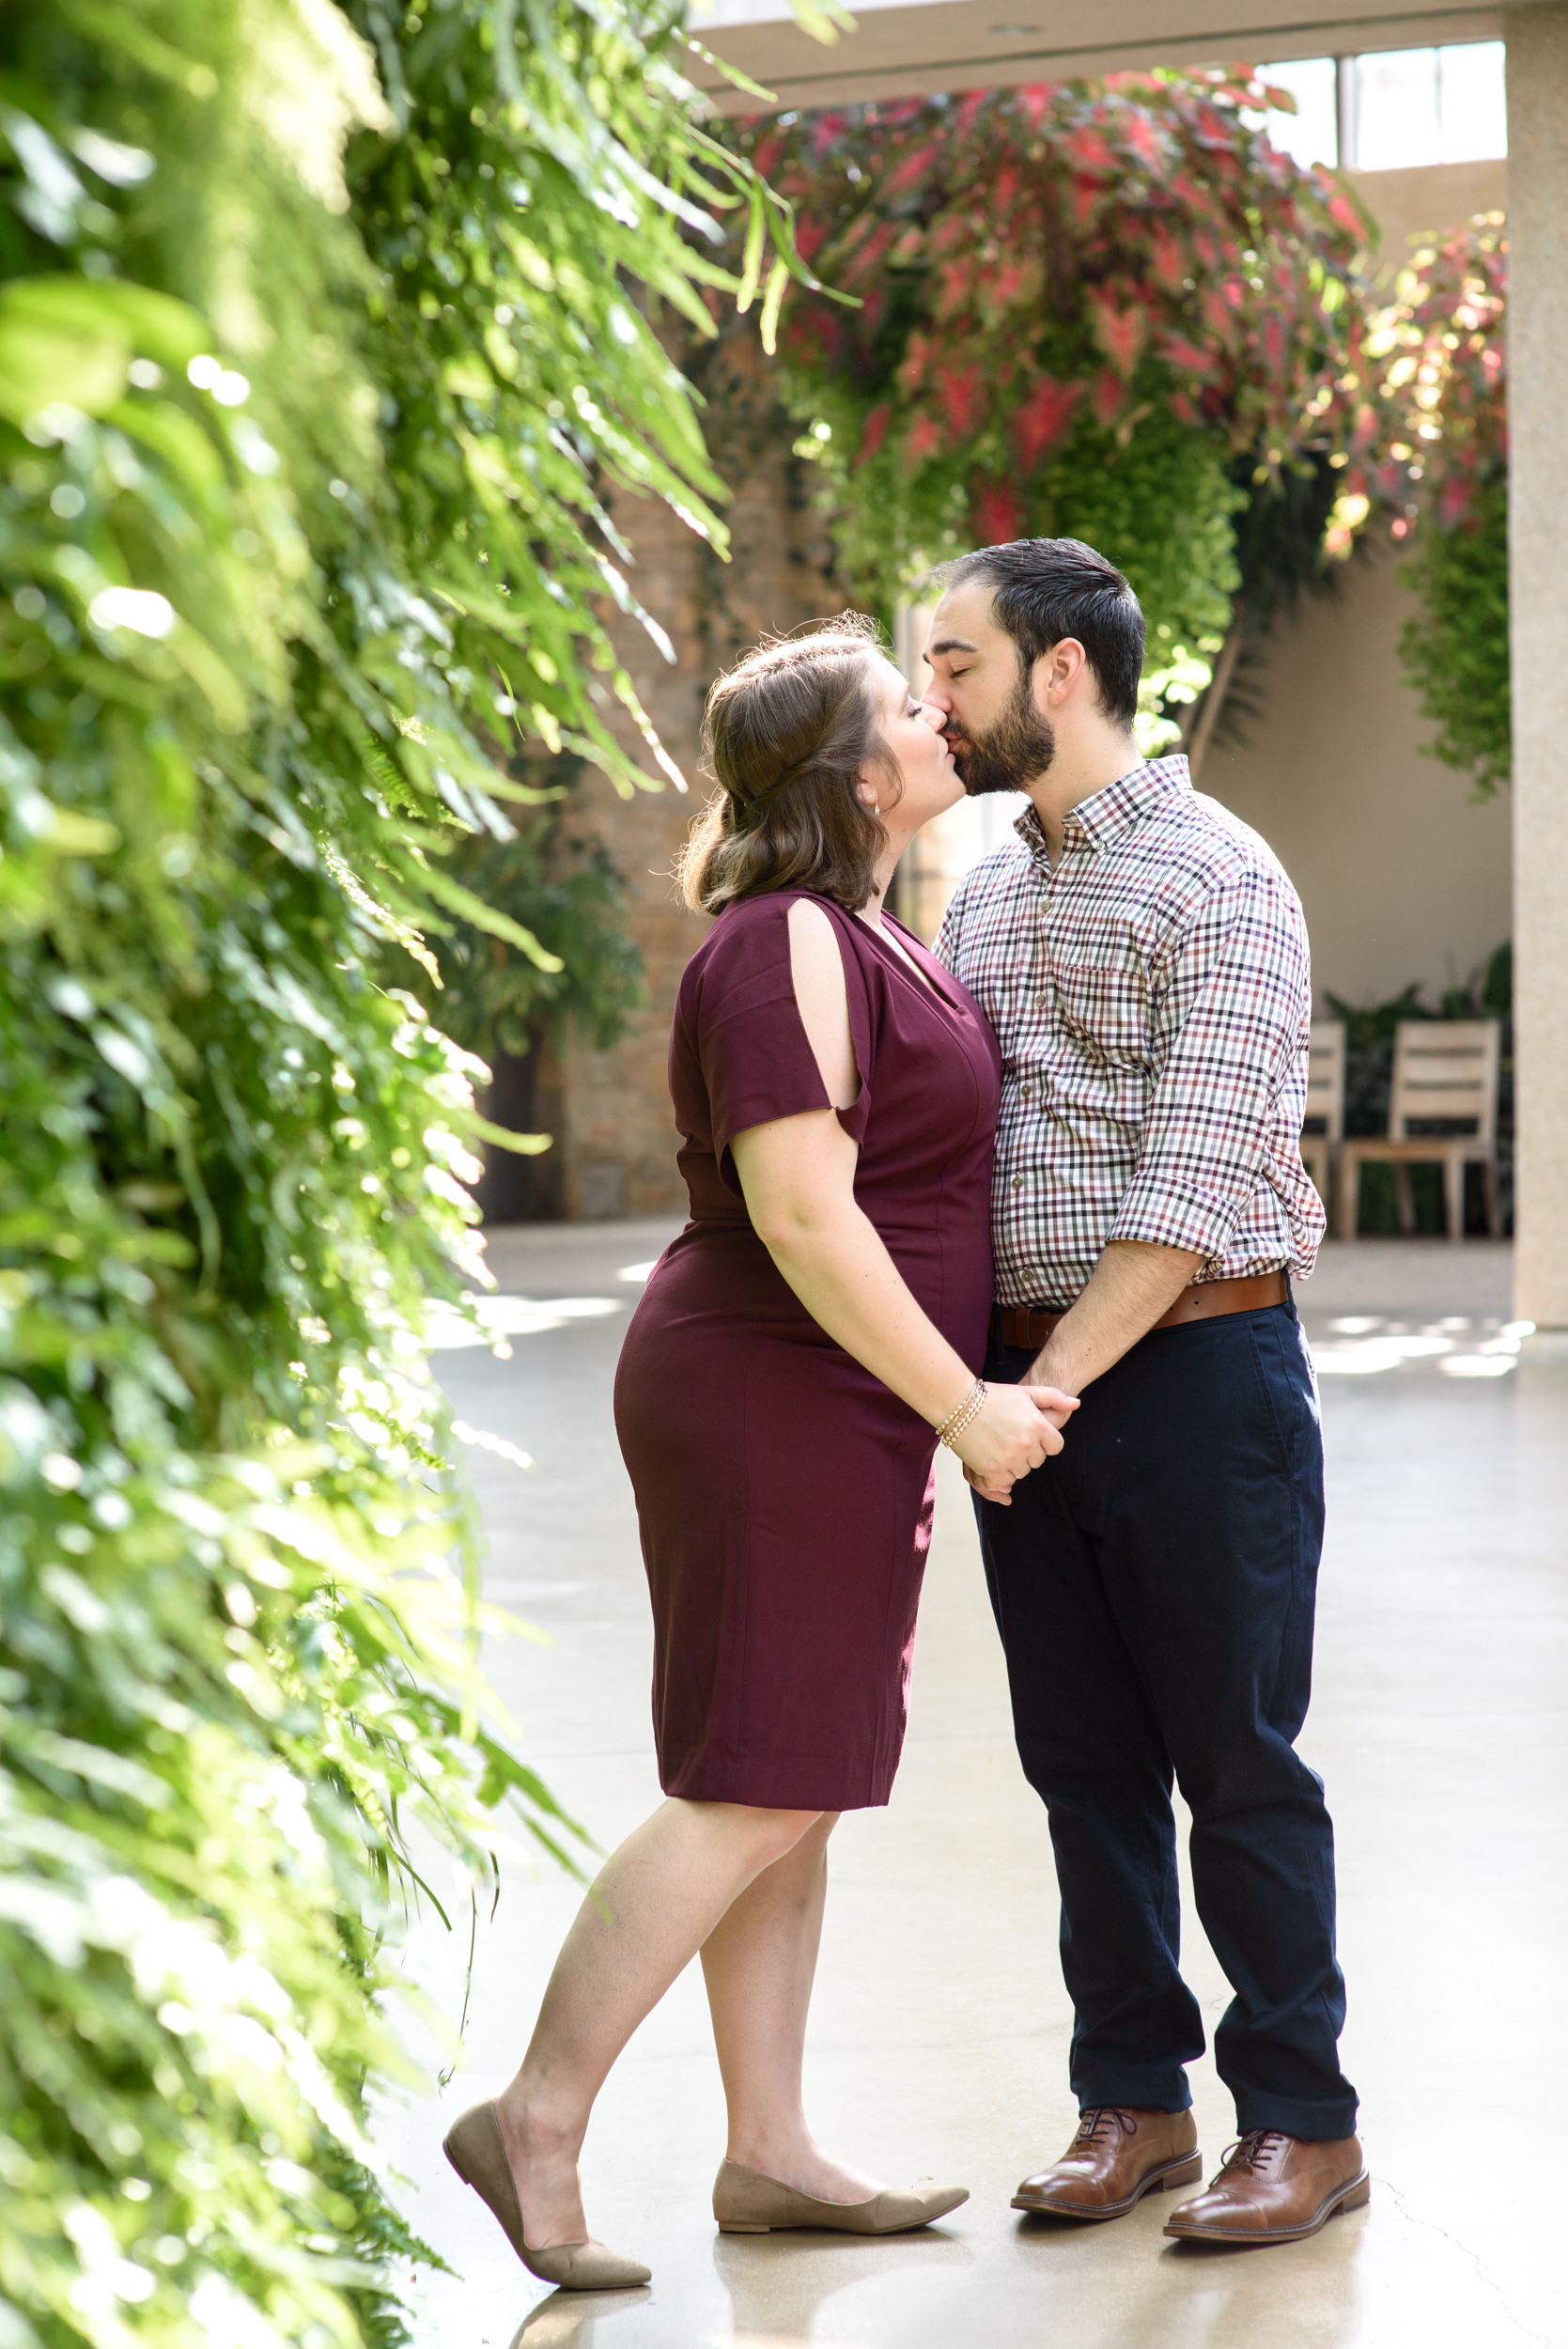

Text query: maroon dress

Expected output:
[613,889,1001,1811]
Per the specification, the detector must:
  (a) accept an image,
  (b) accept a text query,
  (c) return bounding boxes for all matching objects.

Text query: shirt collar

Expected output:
[1015,753,1192,864]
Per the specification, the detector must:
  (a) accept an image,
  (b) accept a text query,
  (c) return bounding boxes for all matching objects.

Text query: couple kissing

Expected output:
[441,536,1363,2290]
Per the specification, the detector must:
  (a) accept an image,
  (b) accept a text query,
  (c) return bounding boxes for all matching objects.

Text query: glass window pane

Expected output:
[1437,40,1508,161]
[1256,56,1339,167]
[1356,46,1441,170]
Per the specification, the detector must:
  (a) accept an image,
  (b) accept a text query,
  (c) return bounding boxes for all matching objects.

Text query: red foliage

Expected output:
[971,477,1025,543]
[1086,287,1148,380]
[906,413,942,463]
[1013,378,1082,471]
[936,362,987,440]
[731,69,1380,530]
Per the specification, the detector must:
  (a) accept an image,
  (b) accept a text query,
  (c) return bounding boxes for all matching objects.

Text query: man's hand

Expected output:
[965,1242,1202,1508]
[964,1386,1077,1505]
[1023,1238,1202,1399]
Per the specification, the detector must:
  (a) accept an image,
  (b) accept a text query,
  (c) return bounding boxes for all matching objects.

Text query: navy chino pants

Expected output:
[977,1300,1358,2140]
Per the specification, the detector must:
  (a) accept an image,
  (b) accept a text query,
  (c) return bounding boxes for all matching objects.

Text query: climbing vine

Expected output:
[0,0,807,2341]
[1365,215,1509,796]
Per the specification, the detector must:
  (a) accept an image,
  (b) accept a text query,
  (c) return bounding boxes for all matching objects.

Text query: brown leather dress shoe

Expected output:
[1012,2107,1202,2220]
[1164,2128,1369,2244]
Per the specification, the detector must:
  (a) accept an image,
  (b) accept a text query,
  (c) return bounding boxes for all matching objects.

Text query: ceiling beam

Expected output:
[691,0,1514,111]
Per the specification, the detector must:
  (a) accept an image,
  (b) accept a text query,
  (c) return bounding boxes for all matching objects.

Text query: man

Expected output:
[926,537,1364,2248]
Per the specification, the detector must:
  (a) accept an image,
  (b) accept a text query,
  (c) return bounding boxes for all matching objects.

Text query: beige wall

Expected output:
[1350,159,1506,275]
[1203,537,1512,1010]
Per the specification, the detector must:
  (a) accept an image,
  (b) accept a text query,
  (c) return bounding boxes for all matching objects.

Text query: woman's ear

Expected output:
[855,773,882,816]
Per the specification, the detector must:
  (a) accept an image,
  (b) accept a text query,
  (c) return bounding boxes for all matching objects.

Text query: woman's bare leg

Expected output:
[701,1813,883,2202]
[494,1797,822,2247]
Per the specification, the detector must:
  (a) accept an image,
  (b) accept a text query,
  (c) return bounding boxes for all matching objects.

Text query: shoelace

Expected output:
[1218,2127,1289,2174]
[1072,2107,1140,2149]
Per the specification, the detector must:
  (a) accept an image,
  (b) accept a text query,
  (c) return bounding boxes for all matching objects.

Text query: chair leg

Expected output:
[1337,1151,1359,1242]
[1394,1163,1416,1236]
[1482,1158,1501,1239]
[1443,1149,1466,1242]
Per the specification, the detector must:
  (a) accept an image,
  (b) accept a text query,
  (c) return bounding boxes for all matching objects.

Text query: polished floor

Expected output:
[379,1231,1567,2349]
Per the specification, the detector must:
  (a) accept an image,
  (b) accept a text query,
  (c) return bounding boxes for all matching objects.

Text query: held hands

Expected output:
[950,1382,1079,1503]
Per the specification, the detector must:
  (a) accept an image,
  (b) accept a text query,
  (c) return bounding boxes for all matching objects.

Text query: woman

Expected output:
[442,615,1077,2289]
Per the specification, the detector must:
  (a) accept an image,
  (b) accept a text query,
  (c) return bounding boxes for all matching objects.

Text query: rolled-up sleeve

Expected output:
[1110,866,1312,1264]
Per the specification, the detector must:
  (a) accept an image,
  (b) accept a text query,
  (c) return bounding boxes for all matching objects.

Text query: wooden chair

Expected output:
[1299,1019,1345,1223]
[1337,1019,1501,1243]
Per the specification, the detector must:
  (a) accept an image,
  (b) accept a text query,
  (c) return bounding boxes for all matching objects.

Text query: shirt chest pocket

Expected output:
[1048,951,1150,1065]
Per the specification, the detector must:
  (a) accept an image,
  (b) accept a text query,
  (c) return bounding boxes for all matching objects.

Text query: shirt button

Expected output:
[1034,991,1048,1009]
[1011,1176,1024,1191]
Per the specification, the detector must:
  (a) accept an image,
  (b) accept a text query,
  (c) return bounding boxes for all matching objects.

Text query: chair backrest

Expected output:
[1304,1020,1346,1143]
[1389,1019,1500,1143]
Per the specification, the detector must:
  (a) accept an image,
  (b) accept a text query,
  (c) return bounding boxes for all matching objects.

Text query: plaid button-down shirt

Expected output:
[934,754,1325,1309]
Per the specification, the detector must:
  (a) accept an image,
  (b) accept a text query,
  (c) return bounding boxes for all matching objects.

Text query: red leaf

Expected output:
[1146,221,1187,291]
[1063,125,1117,174]
[856,402,892,467]
[907,412,942,464]
[935,258,972,319]
[987,257,1031,311]
[887,143,940,195]
[936,361,987,439]
[1013,376,1081,471]
[841,220,899,289]
[956,88,990,139]
[971,477,1024,544]
[1156,328,1216,378]
[1067,175,1101,230]
[1087,286,1148,379]
[1121,111,1163,168]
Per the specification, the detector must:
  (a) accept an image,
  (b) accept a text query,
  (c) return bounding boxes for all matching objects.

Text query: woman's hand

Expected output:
[950,1382,1078,1497]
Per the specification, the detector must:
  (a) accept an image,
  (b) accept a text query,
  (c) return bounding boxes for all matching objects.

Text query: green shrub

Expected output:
[1368,217,1510,797]
[1398,474,1510,797]
[0,0,795,2340]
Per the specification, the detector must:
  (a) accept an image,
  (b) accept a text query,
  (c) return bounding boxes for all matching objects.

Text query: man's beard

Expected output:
[947,672,1056,797]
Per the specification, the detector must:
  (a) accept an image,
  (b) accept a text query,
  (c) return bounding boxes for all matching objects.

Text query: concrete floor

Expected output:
[380,1231,1567,2349]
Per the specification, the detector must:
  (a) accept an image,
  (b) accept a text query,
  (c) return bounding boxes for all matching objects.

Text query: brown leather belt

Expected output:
[999,1270,1289,1353]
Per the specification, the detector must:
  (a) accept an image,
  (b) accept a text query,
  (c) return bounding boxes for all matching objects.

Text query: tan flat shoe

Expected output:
[713,2156,969,2235]
[442,2099,651,2291]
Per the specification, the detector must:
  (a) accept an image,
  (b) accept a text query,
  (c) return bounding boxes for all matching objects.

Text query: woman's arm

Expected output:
[729,902,1075,1485]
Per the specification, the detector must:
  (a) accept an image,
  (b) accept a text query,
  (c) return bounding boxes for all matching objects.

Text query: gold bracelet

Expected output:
[937,1379,988,1451]
[933,1377,982,1439]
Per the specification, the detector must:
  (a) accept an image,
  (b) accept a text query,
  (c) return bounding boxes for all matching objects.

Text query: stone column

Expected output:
[1505,7,1568,1330]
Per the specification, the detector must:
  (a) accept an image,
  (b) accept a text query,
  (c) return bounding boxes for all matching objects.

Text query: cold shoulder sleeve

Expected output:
[685,896,873,1191]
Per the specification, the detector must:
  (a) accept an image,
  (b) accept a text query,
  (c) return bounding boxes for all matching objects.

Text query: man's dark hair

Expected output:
[933,537,1144,728]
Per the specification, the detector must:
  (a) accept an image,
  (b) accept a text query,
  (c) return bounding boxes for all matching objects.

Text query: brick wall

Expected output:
[547,345,840,1220]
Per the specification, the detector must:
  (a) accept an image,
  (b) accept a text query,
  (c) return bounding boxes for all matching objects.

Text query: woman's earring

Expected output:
[869,799,880,816]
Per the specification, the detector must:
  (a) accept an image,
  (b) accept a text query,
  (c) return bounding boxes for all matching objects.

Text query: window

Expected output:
[1256,56,1339,169]
[1350,42,1508,169]
[1256,42,1508,172]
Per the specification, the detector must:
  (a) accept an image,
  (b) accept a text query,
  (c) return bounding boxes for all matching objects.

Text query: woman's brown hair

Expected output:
[676,614,898,916]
